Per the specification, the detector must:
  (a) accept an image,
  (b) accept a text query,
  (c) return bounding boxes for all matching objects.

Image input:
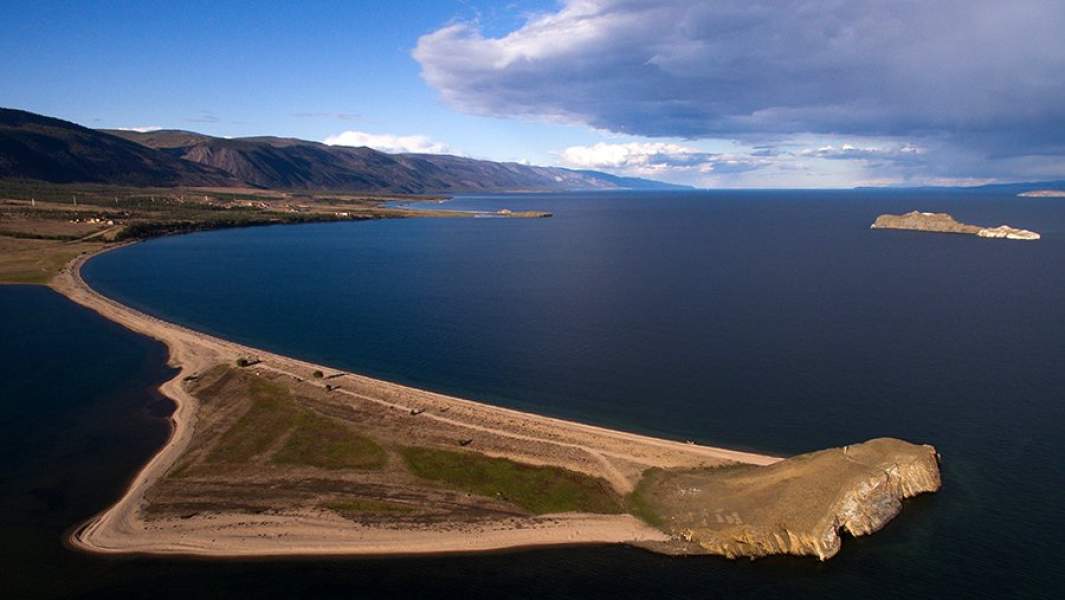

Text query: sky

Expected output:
[3,0,1064,188]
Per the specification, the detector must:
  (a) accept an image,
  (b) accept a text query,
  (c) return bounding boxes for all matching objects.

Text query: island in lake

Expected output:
[1018,190,1065,198]
[871,211,1040,240]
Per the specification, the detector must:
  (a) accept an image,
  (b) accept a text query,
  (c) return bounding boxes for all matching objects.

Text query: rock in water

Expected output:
[636,438,941,560]
[871,211,1039,240]
[976,225,1041,240]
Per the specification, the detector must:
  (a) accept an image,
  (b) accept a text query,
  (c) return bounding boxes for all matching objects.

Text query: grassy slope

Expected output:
[184,367,627,518]
[273,411,386,470]
[400,446,622,515]
[206,375,386,469]
[0,238,102,284]
[206,378,299,463]
[625,469,666,527]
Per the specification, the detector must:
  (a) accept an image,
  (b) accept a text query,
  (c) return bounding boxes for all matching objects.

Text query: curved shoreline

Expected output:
[55,244,779,558]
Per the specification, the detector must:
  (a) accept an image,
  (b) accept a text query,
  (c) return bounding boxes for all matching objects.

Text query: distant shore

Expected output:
[1017,190,1065,198]
[55,245,776,558]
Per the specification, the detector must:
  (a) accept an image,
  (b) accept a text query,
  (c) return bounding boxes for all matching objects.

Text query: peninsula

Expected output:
[871,211,1040,240]
[1,106,942,560]
[43,247,940,561]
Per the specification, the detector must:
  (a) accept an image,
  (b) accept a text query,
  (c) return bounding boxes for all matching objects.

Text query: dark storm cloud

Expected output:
[415,0,1065,175]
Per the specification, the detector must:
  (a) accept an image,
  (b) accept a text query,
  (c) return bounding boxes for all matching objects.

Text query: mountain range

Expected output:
[0,108,686,193]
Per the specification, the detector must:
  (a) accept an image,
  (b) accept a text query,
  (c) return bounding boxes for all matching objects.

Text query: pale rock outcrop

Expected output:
[640,438,941,560]
[977,225,1040,240]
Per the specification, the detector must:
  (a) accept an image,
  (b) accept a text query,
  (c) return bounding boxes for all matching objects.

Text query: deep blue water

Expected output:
[4,190,1064,597]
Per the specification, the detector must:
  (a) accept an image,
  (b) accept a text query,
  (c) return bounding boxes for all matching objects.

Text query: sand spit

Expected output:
[54,247,779,558]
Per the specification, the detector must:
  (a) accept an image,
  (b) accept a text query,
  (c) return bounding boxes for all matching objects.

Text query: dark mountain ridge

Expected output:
[1,108,687,193]
[106,128,690,193]
[0,109,239,187]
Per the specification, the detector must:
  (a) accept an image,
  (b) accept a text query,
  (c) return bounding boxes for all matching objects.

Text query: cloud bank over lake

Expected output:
[415,0,1065,184]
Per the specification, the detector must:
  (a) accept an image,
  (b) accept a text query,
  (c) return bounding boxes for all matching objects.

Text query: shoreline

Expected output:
[53,244,779,558]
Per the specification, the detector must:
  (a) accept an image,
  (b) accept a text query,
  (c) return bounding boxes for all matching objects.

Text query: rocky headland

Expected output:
[635,438,941,560]
[871,211,1040,240]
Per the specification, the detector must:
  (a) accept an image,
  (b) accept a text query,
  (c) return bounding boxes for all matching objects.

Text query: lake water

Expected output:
[4,190,1064,597]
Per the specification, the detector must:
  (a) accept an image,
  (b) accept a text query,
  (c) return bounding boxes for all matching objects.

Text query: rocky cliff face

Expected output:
[830,445,941,541]
[637,438,941,560]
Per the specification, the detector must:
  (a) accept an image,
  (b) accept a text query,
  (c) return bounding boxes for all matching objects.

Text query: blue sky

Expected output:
[3,1,1064,188]
[0,2,593,167]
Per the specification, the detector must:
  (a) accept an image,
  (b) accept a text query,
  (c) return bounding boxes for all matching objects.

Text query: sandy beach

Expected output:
[54,246,779,558]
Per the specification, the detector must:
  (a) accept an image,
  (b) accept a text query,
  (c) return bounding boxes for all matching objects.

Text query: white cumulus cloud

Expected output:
[323,131,451,154]
[559,142,767,176]
[800,143,925,162]
[114,126,162,133]
[414,0,1065,182]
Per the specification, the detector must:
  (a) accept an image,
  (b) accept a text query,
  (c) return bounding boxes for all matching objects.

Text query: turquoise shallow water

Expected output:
[3,189,1064,597]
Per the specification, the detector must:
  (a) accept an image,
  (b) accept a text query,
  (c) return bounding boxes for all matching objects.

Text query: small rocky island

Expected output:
[1018,190,1065,198]
[871,211,1040,240]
